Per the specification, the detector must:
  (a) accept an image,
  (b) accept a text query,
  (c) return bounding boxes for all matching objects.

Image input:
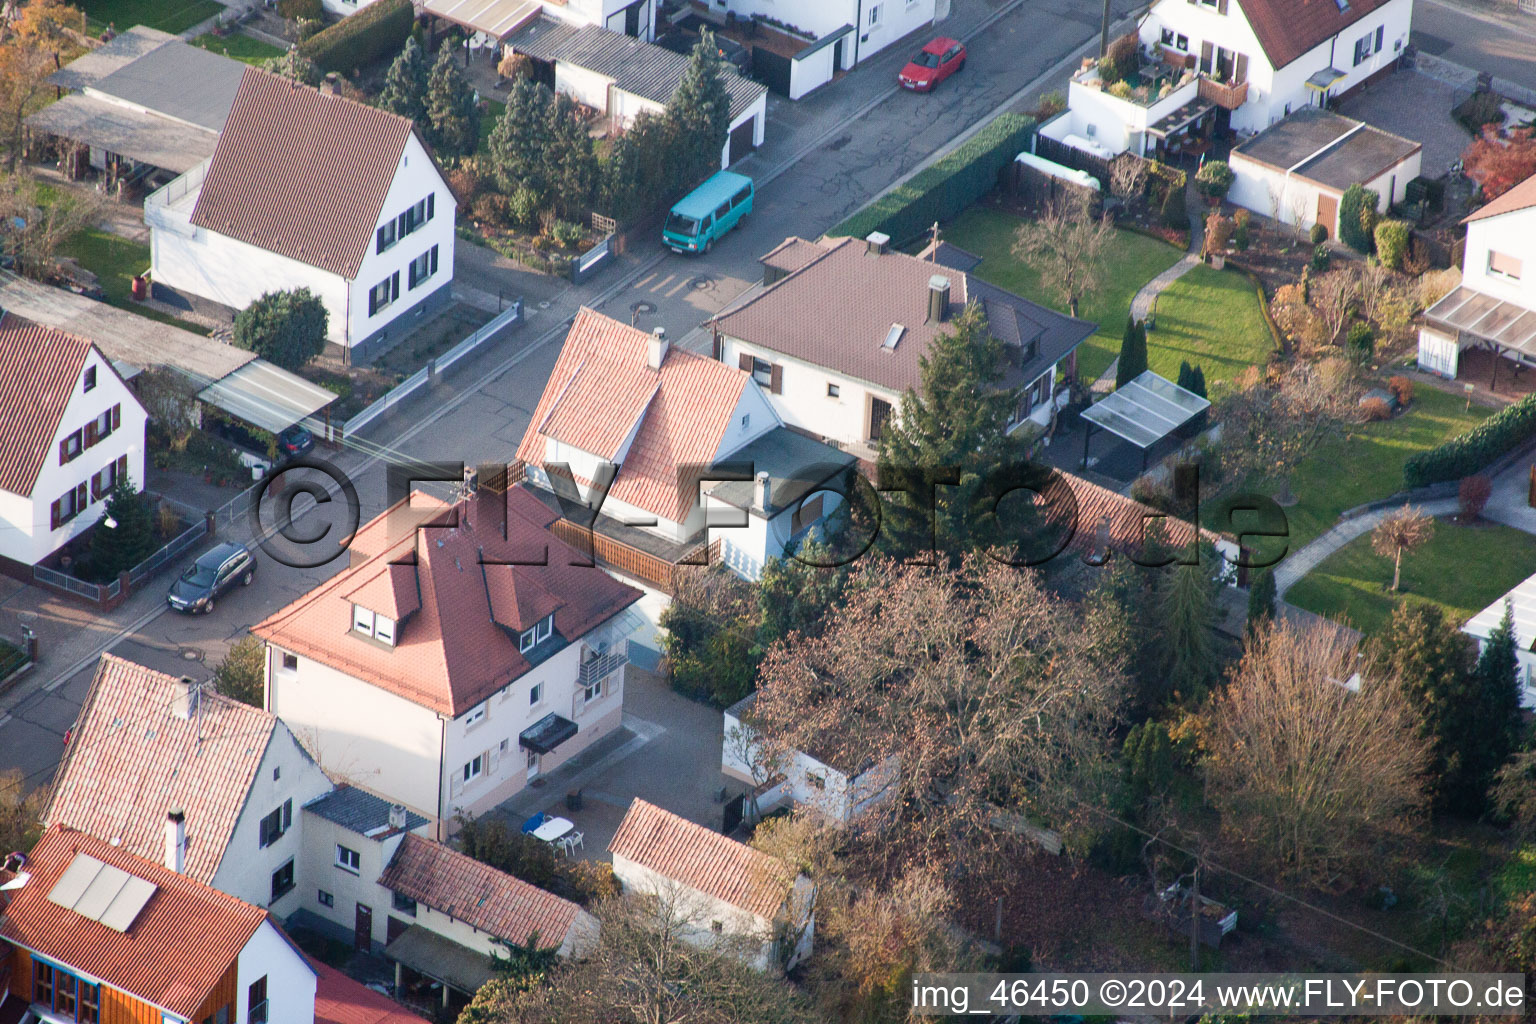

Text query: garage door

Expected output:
[728,117,756,165]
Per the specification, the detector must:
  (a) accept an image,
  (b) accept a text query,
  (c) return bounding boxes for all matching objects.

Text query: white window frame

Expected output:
[335,845,361,874]
[529,682,543,706]
[353,605,375,636]
[1489,250,1523,281]
[374,616,396,645]
[584,678,603,703]
[867,3,881,25]
[463,754,484,783]
[464,702,487,727]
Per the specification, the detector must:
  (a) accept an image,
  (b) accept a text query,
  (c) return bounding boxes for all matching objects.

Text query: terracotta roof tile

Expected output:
[0,826,274,1019]
[1057,471,1209,556]
[0,312,94,495]
[314,961,430,1024]
[378,834,582,947]
[252,487,642,717]
[1465,171,1536,223]
[516,308,751,523]
[191,67,417,279]
[1235,0,1398,69]
[609,799,794,919]
[345,562,422,621]
[44,655,278,886]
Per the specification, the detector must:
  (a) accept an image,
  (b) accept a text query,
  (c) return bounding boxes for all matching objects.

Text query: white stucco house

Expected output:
[1463,587,1536,709]
[710,234,1095,459]
[609,798,814,971]
[254,485,644,838]
[515,308,856,593]
[146,67,456,364]
[45,654,335,919]
[1227,108,1420,237]
[722,694,898,827]
[1419,173,1536,382]
[424,0,658,43]
[506,18,768,167]
[1042,0,1412,159]
[0,313,147,576]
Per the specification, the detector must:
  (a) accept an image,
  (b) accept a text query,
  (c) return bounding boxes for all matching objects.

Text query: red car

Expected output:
[898,37,966,91]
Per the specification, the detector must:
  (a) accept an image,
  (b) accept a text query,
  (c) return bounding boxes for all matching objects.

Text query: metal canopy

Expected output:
[1147,100,1213,139]
[196,361,338,434]
[1465,572,1536,653]
[520,712,578,755]
[423,0,541,38]
[1082,370,1210,449]
[1425,285,1536,357]
[25,93,217,174]
[384,925,496,995]
[1305,66,1347,90]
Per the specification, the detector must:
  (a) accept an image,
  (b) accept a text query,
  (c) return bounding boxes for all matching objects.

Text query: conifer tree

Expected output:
[1246,567,1276,635]
[667,29,732,185]
[379,36,429,125]
[425,46,480,160]
[1116,317,1147,389]
[1470,602,1523,808]
[488,75,553,198]
[1160,561,1217,703]
[542,91,598,220]
[88,477,155,579]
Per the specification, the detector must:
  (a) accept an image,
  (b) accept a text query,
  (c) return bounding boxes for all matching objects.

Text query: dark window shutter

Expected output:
[1374,25,1383,50]
[1217,0,1227,12]
[283,798,292,830]
[51,499,61,530]
[738,352,752,371]
[397,212,407,237]
[91,471,100,501]
[369,287,378,316]
[76,483,87,509]
[1200,41,1214,73]
[391,272,399,301]
[712,333,722,360]
[1235,52,1248,82]
[427,193,435,221]
[769,364,783,394]
[377,226,386,253]
[85,421,98,447]
[430,245,438,274]
[59,438,69,465]
[117,454,127,477]
[111,404,120,430]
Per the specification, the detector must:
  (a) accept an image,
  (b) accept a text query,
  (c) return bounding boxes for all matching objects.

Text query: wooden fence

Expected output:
[549,517,704,594]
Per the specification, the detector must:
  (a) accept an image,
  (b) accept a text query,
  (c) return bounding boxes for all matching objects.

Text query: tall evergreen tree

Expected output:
[542,91,598,220]
[667,29,732,185]
[874,304,1029,562]
[1369,602,1480,812]
[88,477,155,580]
[1160,561,1217,703]
[1470,602,1524,808]
[1246,567,1276,635]
[378,36,429,125]
[488,75,553,198]
[425,46,480,160]
[1116,317,1147,389]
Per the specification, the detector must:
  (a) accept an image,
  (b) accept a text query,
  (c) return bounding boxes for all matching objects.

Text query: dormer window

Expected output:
[519,613,554,653]
[352,604,398,646]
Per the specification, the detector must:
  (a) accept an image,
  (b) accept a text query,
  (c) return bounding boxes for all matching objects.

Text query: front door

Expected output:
[1315,192,1339,240]
[526,748,541,781]
[354,904,373,952]
[728,118,756,166]
[868,397,894,443]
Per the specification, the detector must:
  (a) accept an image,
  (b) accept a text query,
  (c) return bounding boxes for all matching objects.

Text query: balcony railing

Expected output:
[1197,76,1249,110]
[578,648,627,690]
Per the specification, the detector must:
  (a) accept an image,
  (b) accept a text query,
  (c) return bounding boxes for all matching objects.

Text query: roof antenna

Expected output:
[929,221,940,261]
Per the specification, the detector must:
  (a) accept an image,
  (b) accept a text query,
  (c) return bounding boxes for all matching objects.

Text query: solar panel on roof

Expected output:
[98,876,157,932]
[47,854,105,910]
[46,852,158,932]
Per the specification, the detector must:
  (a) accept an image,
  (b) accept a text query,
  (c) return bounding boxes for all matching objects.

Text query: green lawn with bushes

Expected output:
[58,229,199,330]
[80,0,222,33]
[1141,264,1274,388]
[1286,521,1536,634]
[190,32,285,64]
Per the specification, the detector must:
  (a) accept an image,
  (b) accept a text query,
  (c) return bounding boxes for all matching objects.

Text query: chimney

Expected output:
[927,275,951,323]
[388,804,408,831]
[647,326,669,370]
[865,231,890,257]
[170,676,199,720]
[165,809,186,873]
[753,471,771,512]
[321,72,342,96]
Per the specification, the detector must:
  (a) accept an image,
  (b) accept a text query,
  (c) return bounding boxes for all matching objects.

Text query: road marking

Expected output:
[649,274,675,293]
[0,714,10,730]
[43,600,172,692]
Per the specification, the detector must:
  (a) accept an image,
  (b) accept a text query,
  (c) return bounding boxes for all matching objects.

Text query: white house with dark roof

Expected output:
[1042,0,1412,159]
[254,486,643,836]
[711,233,1095,459]
[45,655,333,918]
[145,68,455,362]
[0,313,147,574]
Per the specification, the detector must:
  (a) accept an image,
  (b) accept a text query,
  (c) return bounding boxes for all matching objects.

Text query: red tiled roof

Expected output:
[378,834,582,947]
[1465,172,1536,223]
[191,67,418,279]
[313,962,430,1024]
[252,487,642,717]
[345,562,422,621]
[1056,471,1210,557]
[0,826,274,1019]
[516,308,752,523]
[608,799,794,919]
[44,655,278,886]
[0,312,93,495]
[1235,0,1398,69]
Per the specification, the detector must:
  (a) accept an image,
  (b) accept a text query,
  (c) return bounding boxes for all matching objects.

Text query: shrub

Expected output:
[1374,219,1411,270]
[277,0,322,19]
[1162,177,1188,229]
[1108,80,1133,100]
[470,192,508,225]
[510,186,542,228]
[1405,391,1536,487]
[1457,90,1504,133]
[1387,375,1414,405]
[831,114,1036,244]
[1194,159,1234,200]
[1204,212,1233,254]
[446,165,481,203]
[1346,322,1375,364]
[1309,222,1329,245]
[1338,183,1379,253]
[1360,396,1392,421]
[1098,54,1123,86]
[1034,90,1065,119]
[233,288,327,371]
[1233,208,1251,250]
[550,219,584,249]
[299,0,412,74]
[1311,242,1331,271]
[1459,474,1492,520]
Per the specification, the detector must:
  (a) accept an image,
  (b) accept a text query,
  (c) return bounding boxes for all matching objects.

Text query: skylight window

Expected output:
[883,324,906,350]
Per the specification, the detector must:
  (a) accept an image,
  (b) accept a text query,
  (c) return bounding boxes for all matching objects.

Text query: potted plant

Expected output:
[1195,160,1234,205]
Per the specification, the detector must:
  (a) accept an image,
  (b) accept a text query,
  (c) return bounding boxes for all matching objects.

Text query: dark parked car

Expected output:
[657,28,751,75]
[277,423,315,459]
[168,542,255,614]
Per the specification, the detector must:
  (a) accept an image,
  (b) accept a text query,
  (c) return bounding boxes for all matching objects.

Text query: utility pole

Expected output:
[1188,863,1200,970]
[1101,0,1113,57]
[929,220,940,260]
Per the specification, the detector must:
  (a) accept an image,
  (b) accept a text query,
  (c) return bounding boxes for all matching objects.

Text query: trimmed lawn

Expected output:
[190,32,284,64]
[81,0,223,34]
[1207,387,1495,563]
[1286,521,1536,635]
[58,229,196,330]
[1143,264,1274,389]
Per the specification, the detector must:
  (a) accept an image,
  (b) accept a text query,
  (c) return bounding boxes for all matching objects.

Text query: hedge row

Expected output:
[1404,391,1536,487]
[300,0,414,74]
[829,113,1036,245]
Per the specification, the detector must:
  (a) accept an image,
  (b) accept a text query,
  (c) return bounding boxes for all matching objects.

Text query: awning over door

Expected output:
[1305,67,1347,91]
[196,360,338,433]
[520,713,578,754]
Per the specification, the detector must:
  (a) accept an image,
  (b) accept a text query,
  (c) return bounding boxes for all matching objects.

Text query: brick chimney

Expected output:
[165,809,186,873]
[647,327,669,370]
[170,677,199,720]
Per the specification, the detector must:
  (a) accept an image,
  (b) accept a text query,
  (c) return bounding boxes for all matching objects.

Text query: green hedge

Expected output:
[300,0,413,74]
[1404,392,1536,487]
[830,113,1036,245]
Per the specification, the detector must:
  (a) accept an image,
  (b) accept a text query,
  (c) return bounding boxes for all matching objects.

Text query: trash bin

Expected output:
[566,790,583,812]
[130,274,147,301]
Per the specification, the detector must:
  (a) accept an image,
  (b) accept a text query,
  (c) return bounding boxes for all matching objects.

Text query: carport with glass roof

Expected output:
[1079,370,1211,473]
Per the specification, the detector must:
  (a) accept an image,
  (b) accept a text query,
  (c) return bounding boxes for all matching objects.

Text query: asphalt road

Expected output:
[1412,0,1536,92]
[1,0,1140,791]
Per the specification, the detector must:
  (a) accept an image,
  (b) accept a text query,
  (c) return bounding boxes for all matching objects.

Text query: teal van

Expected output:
[663,170,754,254]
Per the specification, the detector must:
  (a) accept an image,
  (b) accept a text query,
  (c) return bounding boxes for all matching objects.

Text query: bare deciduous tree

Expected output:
[0,769,44,856]
[1218,361,1355,496]
[1311,267,1359,342]
[1372,504,1435,591]
[0,172,101,278]
[1356,260,1392,325]
[1206,620,1428,882]
[1109,154,1148,202]
[1012,192,1114,318]
[1289,190,1310,242]
[750,555,1127,874]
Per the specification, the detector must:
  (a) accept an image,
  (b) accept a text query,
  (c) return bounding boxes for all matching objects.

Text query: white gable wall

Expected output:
[1463,211,1536,309]
[611,855,777,969]
[236,920,317,1024]
[718,334,900,449]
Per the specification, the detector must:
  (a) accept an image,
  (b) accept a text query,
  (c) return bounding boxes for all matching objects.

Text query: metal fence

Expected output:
[128,519,210,586]
[344,364,430,438]
[437,301,521,374]
[570,234,614,284]
[32,563,121,603]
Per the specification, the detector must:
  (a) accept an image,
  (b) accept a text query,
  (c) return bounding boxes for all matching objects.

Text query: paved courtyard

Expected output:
[1336,67,1471,178]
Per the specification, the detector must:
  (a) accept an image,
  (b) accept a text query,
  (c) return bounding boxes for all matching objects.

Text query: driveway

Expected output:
[1336,68,1472,178]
